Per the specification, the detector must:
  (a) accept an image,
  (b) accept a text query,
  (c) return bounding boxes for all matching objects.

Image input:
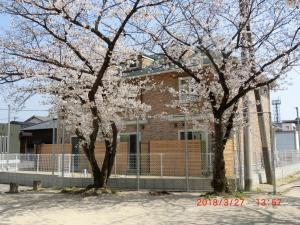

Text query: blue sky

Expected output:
[0,14,50,122]
[0,14,299,122]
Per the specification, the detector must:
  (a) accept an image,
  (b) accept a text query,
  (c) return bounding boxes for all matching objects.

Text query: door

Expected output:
[128,134,137,170]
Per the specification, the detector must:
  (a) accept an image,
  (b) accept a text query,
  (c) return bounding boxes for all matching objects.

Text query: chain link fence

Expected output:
[0,151,245,191]
[0,152,222,191]
[1,150,299,191]
[235,150,300,192]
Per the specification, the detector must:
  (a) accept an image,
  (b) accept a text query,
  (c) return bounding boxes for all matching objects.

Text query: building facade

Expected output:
[38,54,272,181]
[0,123,21,154]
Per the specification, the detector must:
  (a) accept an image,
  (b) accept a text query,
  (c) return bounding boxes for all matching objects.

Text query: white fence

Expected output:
[0,154,72,175]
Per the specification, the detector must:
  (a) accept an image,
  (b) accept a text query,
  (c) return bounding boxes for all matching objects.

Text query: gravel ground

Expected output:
[0,181,299,225]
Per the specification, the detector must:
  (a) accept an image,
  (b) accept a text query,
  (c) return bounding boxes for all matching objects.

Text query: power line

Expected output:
[0,109,49,111]
[17,109,49,112]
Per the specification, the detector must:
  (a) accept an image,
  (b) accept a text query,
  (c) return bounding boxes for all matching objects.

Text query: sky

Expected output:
[0,15,51,122]
[0,14,299,123]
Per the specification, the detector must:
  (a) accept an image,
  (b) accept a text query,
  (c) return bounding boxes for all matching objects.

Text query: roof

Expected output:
[24,115,50,123]
[10,121,36,129]
[125,53,213,78]
[21,119,57,131]
[281,119,299,124]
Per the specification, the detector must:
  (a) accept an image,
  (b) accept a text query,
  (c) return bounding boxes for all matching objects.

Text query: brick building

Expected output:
[38,54,271,180]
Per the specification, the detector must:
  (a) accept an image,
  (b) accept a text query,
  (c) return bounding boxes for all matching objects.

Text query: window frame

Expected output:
[178,77,197,103]
[178,130,205,141]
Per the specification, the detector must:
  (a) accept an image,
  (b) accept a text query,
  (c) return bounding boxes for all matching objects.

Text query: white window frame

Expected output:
[0,136,8,153]
[127,86,138,100]
[178,77,197,103]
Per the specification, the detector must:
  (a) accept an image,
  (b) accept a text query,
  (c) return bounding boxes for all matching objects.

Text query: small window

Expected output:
[129,61,137,68]
[178,77,197,103]
[120,134,129,142]
[127,86,138,100]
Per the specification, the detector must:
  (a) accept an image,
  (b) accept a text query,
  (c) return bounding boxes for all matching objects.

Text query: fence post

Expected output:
[6,155,9,171]
[15,154,18,172]
[37,154,40,173]
[68,155,71,175]
[71,154,74,177]
[114,154,117,176]
[269,112,276,194]
[160,153,163,177]
[184,114,189,192]
[1,154,3,171]
[58,154,61,174]
[209,153,212,173]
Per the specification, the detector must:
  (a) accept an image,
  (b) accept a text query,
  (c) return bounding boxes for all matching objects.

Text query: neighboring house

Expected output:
[0,123,21,154]
[278,119,300,131]
[274,122,300,151]
[19,119,57,154]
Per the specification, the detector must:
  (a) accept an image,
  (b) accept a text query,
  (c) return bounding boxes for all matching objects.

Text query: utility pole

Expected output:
[239,0,272,185]
[236,130,244,190]
[52,117,56,175]
[269,112,277,194]
[239,0,253,191]
[136,116,140,191]
[243,104,252,191]
[7,105,11,153]
[61,115,65,178]
[184,114,189,191]
[254,90,273,184]
[296,107,300,150]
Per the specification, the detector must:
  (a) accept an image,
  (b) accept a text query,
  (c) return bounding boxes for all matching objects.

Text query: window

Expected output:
[127,86,139,100]
[124,55,141,71]
[178,77,197,103]
[0,136,8,153]
[129,60,138,69]
[179,131,203,140]
[179,131,209,153]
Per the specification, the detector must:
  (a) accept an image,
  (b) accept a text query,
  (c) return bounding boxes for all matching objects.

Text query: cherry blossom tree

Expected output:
[0,0,167,188]
[142,0,300,193]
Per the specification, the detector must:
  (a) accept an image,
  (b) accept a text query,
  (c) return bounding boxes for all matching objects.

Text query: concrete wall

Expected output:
[275,131,298,151]
[0,171,239,191]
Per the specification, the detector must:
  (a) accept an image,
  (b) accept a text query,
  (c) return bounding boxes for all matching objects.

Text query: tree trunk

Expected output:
[89,152,103,188]
[81,141,102,188]
[211,118,228,193]
[99,123,118,187]
[82,123,118,189]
